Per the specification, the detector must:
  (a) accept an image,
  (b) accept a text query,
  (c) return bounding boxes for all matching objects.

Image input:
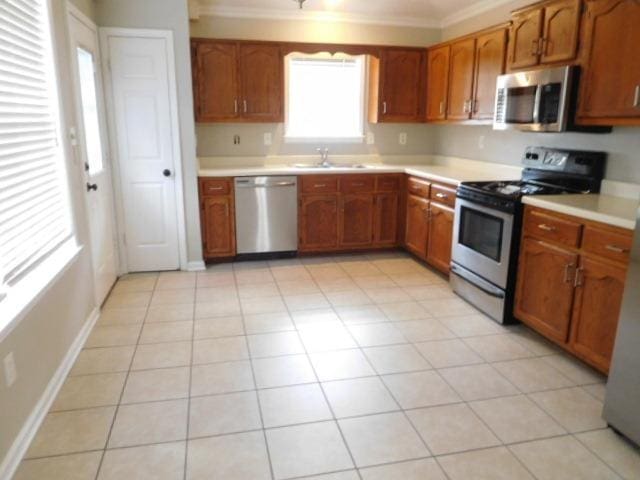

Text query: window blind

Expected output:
[0,0,73,285]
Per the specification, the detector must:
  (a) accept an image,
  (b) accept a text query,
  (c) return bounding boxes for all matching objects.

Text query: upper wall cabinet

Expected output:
[425,46,450,121]
[369,49,425,123]
[507,0,582,70]
[447,38,476,120]
[192,40,283,123]
[472,28,508,120]
[576,0,640,125]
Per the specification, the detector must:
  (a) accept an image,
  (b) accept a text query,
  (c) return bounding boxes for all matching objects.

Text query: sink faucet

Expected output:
[317,148,331,168]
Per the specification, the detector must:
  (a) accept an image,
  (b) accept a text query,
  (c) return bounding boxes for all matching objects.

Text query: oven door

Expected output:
[452,198,514,289]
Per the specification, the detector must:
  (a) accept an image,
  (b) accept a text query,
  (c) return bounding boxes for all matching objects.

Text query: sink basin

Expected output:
[292,163,371,170]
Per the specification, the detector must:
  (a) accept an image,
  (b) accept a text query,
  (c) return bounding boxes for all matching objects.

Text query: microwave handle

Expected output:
[532,85,542,124]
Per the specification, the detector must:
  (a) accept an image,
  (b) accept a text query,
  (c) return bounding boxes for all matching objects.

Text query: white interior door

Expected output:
[67,7,118,305]
[103,33,181,272]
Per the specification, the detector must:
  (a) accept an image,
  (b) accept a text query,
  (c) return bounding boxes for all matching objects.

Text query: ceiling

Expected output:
[194,0,514,28]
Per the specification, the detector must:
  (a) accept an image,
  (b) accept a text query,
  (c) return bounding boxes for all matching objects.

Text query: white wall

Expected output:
[0,0,98,470]
[95,0,203,265]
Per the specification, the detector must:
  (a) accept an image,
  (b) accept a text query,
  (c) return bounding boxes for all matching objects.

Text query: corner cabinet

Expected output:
[199,178,236,259]
[514,205,631,373]
[576,0,640,125]
[192,40,283,123]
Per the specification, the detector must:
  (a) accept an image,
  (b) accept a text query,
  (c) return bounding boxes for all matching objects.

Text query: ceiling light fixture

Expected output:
[293,0,307,9]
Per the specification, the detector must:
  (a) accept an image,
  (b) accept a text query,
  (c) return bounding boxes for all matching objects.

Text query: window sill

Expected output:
[0,240,83,343]
[284,135,365,144]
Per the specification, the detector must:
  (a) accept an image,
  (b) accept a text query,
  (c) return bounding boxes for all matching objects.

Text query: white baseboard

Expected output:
[0,307,100,480]
[186,260,206,272]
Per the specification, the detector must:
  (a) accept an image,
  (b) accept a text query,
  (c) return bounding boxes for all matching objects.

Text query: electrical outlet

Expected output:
[4,353,17,388]
[399,132,407,146]
[233,134,241,145]
[264,132,272,146]
[366,132,375,145]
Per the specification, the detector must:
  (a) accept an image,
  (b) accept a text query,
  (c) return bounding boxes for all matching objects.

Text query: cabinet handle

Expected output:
[574,267,584,288]
[234,99,238,114]
[539,37,547,56]
[538,223,556,232]
[208,186,224,191]
[564,263,575,283]
[439,101,444,115]
[243,99,248,113]
[351,182,365,187]
[383,101,387,114]
[435,192,448,199]
[314,183,327,188]
[531,39,539,56]
[605,244,629,254]
[634,85,640,108]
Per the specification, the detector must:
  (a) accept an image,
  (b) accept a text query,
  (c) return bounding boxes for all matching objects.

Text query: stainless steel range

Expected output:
[450,146,607,324]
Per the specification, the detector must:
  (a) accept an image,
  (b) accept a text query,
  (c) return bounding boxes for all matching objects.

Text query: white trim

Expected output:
[0,307,100,480]
[440,0,517,28]
[99,28,189,273]
[187,260,206,272]
[197,5,441,29]
[65,1,94,30]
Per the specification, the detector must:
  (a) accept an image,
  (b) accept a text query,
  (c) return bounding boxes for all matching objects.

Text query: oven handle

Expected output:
[450,264,506,299]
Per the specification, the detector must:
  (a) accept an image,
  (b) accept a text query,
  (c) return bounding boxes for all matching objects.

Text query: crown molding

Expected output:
[196,5,441,29]
[440,0,517,28]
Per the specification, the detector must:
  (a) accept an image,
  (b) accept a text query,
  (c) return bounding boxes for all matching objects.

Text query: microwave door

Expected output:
[532,84,542,125]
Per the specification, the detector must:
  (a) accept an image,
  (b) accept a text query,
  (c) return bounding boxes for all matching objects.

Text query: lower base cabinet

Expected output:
[299,195,339,251]
[405,194,429,259]
[514,206,631,373]
[339,194,375,247]
[199,178,235,259]
[427,202,455,273]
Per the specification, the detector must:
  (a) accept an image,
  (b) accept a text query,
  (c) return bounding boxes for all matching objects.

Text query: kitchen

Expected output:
[2,0,640,479]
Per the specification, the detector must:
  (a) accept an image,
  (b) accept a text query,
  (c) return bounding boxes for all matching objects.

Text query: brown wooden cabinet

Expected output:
[507,0,581,70]
[193,40,283,123]
[427,202,455,274]
[299,195,339,251]
[425,46,450,121]
[514,205,632,373]
[369,49,425,123]
[577,0,640,125]
[373,193,400,246]
[447,38,477,120]
[405,194,430,259]
[339,194,375,248]
[472,29,508,120]
[199,178,236,259]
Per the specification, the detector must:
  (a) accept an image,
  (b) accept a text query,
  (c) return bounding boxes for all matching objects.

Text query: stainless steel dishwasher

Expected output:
[234,176,298,254]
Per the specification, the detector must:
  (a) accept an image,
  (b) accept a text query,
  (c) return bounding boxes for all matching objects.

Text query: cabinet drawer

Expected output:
[407,177,431,198]
[523,208,582,248]
[582,225,632,263]
[376,175,401,192]
[301,175,338,194]
[340,175,375,193]
[430,183,456,208]
[201,178,231,196]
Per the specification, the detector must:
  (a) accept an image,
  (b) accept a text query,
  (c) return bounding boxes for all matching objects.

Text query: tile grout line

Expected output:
[182,283,197,480]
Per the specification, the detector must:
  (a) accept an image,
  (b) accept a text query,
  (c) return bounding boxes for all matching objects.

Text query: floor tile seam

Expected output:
[274,280,365,480]
[182,299,197,480]
[571,430,633,479]
[458,336,542,364]
[92,303,147,480]
[236,270,278,480]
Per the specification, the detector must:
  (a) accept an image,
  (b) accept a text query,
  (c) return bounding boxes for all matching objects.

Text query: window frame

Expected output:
[0,0,81,339]
[284,52,367,144]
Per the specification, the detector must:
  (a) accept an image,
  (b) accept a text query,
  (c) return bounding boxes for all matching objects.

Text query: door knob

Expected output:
[163,169,172,177]
[86,183,98,192]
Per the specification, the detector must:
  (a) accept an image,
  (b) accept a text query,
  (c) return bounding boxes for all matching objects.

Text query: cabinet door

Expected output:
[508,8,543,70]
[426,46,450,121]
[339,194,375,248]
[447,38,476,120]
[472,29,507,120]
[405,194,430,259]
[202,196,235,257]
[238,44,283,122]
[379,50,424,122]
[540,0,581,64]
[569,256,626,372]
[373,193,399,246]
[196,42,239,121]
[427,203,454,274]
[514,238,578,343]
[299,195,338,251]
[577,0,640,124]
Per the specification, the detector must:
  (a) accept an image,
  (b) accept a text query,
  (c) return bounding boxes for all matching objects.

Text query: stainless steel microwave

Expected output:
[493,65,573,132]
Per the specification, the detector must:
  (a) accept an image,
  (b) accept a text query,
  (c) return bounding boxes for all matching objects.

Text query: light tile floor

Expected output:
[13,252,640,480]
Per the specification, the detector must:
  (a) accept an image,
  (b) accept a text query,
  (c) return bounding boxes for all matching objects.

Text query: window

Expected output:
[285,53,365,141]
[0,0,75,303]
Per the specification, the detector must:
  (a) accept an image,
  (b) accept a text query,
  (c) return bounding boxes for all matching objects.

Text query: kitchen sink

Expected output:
[291,163,371,169]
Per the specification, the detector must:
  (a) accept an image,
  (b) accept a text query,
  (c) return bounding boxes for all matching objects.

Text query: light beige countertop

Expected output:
[523,194,639,230]
[198,156,522,186]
